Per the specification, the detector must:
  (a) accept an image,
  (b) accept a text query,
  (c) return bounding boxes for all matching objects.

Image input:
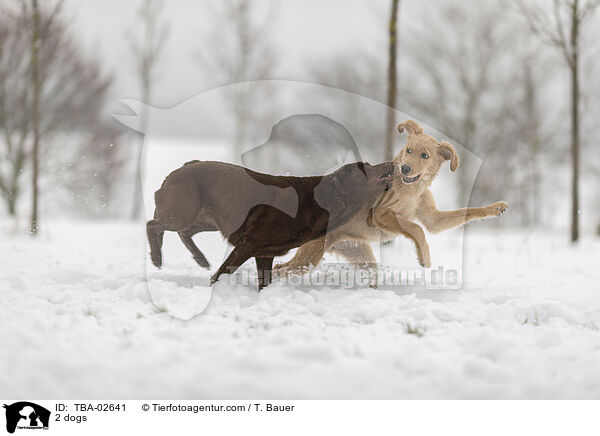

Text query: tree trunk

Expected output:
[8,195,16,216]
[30,0,41,235]
[524,60,541,226]
[384,0,400,161]
[570,1,580,243]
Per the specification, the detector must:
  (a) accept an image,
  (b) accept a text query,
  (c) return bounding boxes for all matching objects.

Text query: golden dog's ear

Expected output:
[437,141,459,171]
[397,120,424,136]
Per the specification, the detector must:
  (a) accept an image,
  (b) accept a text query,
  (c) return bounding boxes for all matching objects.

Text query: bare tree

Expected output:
[29,0,41,234]
[0,7,30,217]
[57,123,125,218]
[384,0,401,161]
[517,0,600,242]
[399,0,514,203]
[309,50,385,102]
[197,0,278,158]
[513,47,561,227]
[25,0,64,234]
[522,60,541,225]
[0,1,121,223]
[127,0,169,219]
[308,51,386,165]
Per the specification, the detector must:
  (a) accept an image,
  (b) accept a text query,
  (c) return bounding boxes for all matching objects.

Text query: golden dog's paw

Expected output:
[271,266,288,278]
[489,201,508,216]
[272,264,310,278]
[419,252,432,268]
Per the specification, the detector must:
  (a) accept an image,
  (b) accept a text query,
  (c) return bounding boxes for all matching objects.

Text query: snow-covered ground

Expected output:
[1,220,600,399]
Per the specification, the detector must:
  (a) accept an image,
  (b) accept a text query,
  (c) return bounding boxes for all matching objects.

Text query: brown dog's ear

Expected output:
[437,141,459,171]
[332,171,351,197]
[397,120,424,136]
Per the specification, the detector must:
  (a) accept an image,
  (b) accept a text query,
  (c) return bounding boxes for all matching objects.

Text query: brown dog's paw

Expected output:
[490,201,509,216]
[150,252,162,268]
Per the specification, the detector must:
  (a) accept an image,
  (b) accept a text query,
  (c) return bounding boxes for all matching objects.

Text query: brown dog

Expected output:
[147,160,394,289]
[274,120,508,277]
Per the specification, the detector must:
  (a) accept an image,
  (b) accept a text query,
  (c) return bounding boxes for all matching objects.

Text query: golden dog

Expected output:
[273,120,508,277]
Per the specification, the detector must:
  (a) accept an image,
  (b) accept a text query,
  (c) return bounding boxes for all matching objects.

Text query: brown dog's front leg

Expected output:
[255,256,274,290]
[372,209,431,268]
[210,247,252,286]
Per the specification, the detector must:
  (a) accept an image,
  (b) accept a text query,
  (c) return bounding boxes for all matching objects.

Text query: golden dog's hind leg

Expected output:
[329,240,378,287]
[272,236,327,277]
[417,190,508,234]
[372,209,431,268]
[330,240,376,266]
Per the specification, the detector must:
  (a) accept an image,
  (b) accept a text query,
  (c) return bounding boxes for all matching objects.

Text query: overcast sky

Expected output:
[63,0,392,112]
[61,1,599,142]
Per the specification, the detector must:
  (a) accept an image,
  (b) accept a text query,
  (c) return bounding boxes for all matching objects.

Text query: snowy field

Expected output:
[2,220,600,399]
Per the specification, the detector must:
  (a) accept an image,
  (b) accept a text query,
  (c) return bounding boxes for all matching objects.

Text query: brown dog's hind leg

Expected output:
[147,219,166,268]
[256,256,274,290]
[178,230,210,269]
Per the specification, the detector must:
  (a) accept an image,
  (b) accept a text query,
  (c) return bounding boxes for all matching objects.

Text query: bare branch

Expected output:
[0,1,120,217]
[579,0,600,21]
[553,0,573,62]
[516,0,566,50]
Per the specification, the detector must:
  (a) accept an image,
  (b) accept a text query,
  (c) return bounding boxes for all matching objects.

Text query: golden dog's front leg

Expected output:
[417,190,508,233]
[372,209,431,268]
[484,201,509,217]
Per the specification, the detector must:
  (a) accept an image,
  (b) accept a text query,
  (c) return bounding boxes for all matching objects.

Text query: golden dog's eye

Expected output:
[421,152,429,159]
[406,148,412,154]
